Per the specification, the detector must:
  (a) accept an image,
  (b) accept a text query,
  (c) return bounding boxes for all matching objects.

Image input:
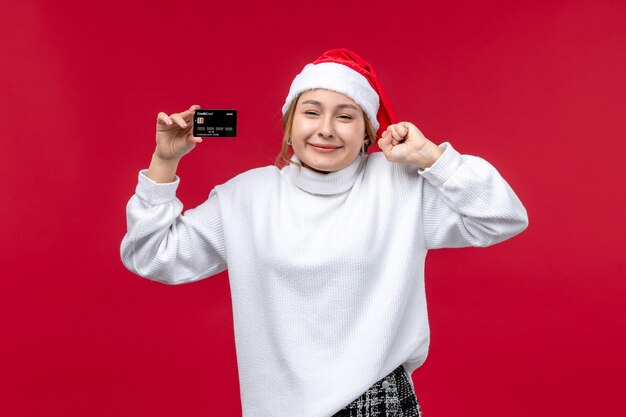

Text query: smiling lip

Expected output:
[310,144,341,152]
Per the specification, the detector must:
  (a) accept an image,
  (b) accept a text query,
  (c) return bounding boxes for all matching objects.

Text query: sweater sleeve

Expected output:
[420,142,529,249]
[120,170,227,285]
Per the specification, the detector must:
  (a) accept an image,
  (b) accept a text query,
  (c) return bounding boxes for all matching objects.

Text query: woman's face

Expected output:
[291,89,368,173]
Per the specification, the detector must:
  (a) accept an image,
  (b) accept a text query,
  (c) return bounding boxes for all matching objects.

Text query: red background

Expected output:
[1,1,625,416]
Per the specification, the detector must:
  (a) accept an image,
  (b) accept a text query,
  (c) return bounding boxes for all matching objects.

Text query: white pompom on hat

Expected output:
[282,48,397,137]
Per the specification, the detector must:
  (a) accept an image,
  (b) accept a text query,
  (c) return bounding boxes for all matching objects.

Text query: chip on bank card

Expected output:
[193,109,237,137]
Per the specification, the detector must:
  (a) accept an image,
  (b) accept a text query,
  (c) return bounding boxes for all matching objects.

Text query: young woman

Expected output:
[121,48,528,417]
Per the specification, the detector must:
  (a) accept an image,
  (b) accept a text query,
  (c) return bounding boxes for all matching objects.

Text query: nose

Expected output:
[318,115,335,138]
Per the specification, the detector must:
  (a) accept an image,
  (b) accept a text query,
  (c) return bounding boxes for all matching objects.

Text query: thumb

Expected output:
[378,130,392,154]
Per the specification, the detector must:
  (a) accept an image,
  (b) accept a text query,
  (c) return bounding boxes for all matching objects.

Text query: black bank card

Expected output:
[193,109,237,137]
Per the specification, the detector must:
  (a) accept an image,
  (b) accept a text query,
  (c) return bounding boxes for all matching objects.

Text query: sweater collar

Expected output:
[285,153,365,195]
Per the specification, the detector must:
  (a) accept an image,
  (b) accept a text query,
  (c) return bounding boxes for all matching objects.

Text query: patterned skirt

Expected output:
[332,365,423,417]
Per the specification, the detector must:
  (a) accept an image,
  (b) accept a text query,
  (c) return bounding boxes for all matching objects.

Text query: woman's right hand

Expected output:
[154,104,202,161]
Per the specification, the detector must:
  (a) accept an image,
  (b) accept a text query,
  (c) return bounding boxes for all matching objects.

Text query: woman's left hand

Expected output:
[377,122,444,170]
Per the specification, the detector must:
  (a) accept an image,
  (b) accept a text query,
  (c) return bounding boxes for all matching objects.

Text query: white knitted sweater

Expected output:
[121,143,528,417]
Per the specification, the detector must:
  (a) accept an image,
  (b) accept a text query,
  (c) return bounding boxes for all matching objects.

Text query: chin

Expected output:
[305,163,335,173]
[313,155,356,171]
[299,151,355,173]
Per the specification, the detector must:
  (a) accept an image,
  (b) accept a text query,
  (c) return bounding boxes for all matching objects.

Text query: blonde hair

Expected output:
[275,94,378,168]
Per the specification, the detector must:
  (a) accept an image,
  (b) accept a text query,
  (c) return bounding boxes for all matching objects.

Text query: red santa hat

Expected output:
[282,48,397,137]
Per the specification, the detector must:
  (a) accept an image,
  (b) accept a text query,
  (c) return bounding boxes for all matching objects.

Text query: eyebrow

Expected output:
[300,100,359,111]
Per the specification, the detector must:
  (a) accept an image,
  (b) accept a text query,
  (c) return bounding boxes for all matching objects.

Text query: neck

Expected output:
[285,153,366,195]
